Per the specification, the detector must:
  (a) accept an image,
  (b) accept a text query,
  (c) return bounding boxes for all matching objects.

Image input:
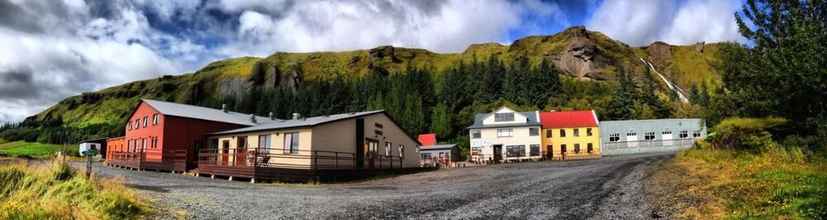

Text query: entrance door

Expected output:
[236,137,247,166]
[561,144,567,160]
[546,145,553,159]
[366,139,379,169]
[492,145,503,162]
[221,140,230,166]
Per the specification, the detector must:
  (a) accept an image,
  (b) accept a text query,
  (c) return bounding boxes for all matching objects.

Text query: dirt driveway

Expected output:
[80,153,672,219]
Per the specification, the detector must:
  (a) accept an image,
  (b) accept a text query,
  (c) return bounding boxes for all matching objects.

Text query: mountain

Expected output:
[8,26,722,143]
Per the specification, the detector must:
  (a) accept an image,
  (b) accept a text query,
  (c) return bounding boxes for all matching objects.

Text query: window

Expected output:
[574,128,580,137]
[471,147,481,155]
[609,133,620,142]
[680,131,689,139]
[127,121,131,130]
[143,116,148,128]
[560,129,567,137]
[645,132,656,141]
[662,131,672,135]
[399,145,405,158]
[471,130,481,139]
[141,138,146,150]
[438,152,447,159]
[626,132,637,137]
[497,128,513,137]
[133,120,139,129]
[587,143,594,153]
[546,129,552,138]
[587,128,593,136]
[529,144,540,156]
[693,131,701,138]
[152,114,159,125]
[258,135,271,150]
[506,145,525,158]
[494,113,514,122]
[283,132,299,154]
[385,142,392,156]
[421,153,432,159]
[574,144,581,153]
[529,128,539,136]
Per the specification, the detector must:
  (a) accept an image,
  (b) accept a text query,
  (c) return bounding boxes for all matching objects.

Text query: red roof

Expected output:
[540,111,598,129]
[418,133,437,146]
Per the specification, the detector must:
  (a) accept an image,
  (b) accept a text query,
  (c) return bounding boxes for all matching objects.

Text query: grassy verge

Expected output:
[0,141,77,158]
[650,147,827,219]
[0,160,148,219]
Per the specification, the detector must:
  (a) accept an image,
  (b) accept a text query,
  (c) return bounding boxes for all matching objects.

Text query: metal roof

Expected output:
[420,144,457,151]
[142,99,275,126]
[211,110,385,135]
[467,111,540,129]
[540,110,598,128]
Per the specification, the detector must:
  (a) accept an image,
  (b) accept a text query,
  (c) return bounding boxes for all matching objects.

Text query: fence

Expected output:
[197,148,404,170]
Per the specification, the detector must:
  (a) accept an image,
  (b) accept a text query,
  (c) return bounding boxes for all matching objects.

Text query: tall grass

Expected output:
[0,160,148,219]
[661,145,827,219]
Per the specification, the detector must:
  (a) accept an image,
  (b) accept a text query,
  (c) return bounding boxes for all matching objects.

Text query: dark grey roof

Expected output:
[467,111,540,129]
[212,110,385,135]
[143,99,275,126]
[420,144,457,151]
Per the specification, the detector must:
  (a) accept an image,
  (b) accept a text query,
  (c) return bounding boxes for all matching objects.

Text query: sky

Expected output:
[0,0,746,123]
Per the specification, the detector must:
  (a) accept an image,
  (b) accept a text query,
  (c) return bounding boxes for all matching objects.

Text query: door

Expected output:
[236,137,247,166]
[546,145,553,159]
[561,144,567,160]
[366,139,379,169]
[221,140,230,166]
[492,145,503,162]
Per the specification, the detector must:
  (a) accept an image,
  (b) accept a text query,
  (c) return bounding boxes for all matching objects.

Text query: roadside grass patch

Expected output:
[654,147,827,219]
[0,160,148,219]
[0,141,77,158]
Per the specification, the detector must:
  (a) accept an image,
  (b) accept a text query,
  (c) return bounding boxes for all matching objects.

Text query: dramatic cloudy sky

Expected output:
[0,0,745,123]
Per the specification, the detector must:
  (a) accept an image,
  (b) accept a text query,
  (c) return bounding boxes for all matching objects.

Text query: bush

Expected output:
[709,117,787,151]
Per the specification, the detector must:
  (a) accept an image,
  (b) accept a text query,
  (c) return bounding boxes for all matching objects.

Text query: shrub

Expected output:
[709,117,787,151]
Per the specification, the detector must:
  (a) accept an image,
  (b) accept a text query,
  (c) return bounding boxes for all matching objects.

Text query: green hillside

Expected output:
[1,26,722,144]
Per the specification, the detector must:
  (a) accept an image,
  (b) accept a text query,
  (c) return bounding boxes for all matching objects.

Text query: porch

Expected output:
[106,149,190,172]
[195,148,405,182]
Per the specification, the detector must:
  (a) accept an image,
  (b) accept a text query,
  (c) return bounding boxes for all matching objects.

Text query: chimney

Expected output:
[292,113,301,120]
[250,114,257,123]
[269,112,275,120]
[222,104,228,113]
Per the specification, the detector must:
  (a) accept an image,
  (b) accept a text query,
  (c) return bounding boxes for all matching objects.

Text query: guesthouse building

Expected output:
[540,110,601,160]
[468,107,542,163]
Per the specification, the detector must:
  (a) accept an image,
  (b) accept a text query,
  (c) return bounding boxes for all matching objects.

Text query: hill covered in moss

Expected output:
[4,26,722,144]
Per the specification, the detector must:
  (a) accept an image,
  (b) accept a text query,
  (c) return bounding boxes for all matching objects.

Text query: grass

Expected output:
[652,146,827,219]
[0,160,148,219]
[0,141,77,158]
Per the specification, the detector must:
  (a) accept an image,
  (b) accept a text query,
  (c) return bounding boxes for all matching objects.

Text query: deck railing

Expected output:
[107,149,189,170]
[197,148,403,170]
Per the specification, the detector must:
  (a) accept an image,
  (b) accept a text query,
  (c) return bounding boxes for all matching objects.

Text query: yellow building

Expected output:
[540,110,601,160]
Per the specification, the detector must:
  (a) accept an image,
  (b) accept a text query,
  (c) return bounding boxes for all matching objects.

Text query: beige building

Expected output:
[468,107,543,162]
[206,111,421,170]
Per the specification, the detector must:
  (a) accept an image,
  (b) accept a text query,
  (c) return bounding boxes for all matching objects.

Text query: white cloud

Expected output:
[588,0,744,46]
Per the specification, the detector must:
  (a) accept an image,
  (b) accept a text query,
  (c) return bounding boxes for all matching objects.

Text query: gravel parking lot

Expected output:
[80,153,672,219]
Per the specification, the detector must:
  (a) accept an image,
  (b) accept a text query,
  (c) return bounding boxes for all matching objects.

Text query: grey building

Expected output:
[599,118,706,155]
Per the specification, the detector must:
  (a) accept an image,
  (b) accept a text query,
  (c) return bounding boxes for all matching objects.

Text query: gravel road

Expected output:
[77,153,672,219]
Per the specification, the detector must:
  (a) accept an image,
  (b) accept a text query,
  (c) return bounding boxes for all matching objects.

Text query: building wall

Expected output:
[105,137,124,161]
[470,126,543,161]
[599,119,706,155]
[541,126,601,160]
[361,113,421,168]
[124,102,165,161]
[212,127,313,168]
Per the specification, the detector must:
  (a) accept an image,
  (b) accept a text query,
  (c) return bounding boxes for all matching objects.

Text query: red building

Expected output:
[107,99,272,172]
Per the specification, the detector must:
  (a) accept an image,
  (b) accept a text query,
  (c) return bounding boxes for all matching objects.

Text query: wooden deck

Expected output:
[106,150,189,172]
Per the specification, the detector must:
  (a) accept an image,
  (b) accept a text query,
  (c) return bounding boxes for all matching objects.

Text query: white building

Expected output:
[468,107,542,162]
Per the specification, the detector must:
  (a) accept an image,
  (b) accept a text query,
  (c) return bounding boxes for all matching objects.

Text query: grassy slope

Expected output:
[0,161,148,219]
[0,141,77,158]
[24,27,718,134]
[651,147,827,219]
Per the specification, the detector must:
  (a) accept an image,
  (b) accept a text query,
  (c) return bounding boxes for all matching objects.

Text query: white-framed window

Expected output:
[133,120,139,129]
[153,114,160,125]
[385,142,392,156]
[680,131,689,139]
[587,128,593,136]
[471,130,481,139]
[506,145,525,158]
[421,153,432,159]
[497,128,513,137]
[399,145,405,158]
[471,147,481,155]
[258,134,271,150]
[662,131,672,135]
[560,129,567,137]
[609,133,620,142]
[693,131,702,138]
[143,116,148,128]
[645,132,656,141]
[546,129,552,138]
[283,132,299,154]
[529,144,540,156]
[574,144,581,153]
[574,128,580,137]
[494,113,514,122]
[529,127,539,136]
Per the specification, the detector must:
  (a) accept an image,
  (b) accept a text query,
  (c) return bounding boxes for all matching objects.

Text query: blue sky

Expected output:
[0,0,745,122]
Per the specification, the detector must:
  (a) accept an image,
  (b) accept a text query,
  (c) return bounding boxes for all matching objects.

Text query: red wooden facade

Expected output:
[106,101,246,172]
